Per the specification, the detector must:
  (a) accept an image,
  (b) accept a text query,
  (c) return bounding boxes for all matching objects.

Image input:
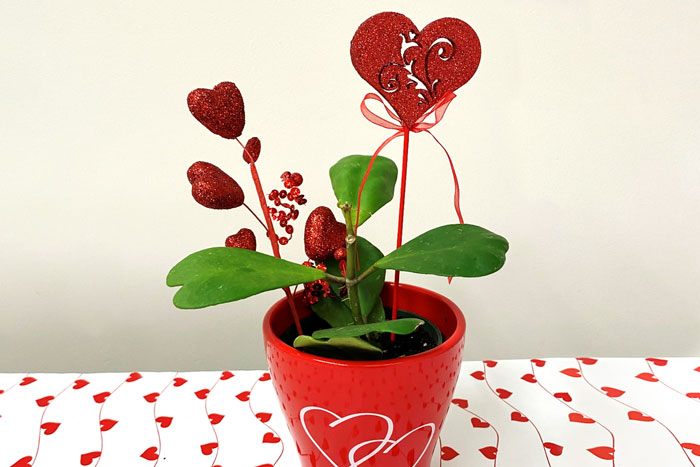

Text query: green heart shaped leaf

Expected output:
[167,247,325,309]
[311,318,423,339]
[330,155,397,226]
[293,335,382,360]
[311,297,354,327]
[374,224,509,277]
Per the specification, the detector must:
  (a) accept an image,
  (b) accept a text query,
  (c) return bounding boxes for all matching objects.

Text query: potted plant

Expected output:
[167,12,508,467]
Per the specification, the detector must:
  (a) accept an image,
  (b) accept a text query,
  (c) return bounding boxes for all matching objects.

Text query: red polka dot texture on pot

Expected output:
[267,171,306,246]
[187,161,245,210]
[187,81,245,139]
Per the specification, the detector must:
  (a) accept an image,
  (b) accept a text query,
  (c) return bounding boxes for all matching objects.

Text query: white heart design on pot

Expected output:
[300,406,435,467]
[347,423,435,467]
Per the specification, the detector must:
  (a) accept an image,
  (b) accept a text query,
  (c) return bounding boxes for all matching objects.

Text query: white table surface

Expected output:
[1,358,699,466]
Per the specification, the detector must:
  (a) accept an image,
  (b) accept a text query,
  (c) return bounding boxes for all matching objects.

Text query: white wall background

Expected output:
[1,1,699,372]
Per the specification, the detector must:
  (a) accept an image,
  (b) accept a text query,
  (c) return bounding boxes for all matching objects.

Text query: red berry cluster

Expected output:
[267,171,307,246]
[301,261,332,305]
[334,247,347,276]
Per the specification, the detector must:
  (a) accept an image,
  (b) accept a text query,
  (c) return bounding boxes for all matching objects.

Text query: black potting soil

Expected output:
[279,308,444,360]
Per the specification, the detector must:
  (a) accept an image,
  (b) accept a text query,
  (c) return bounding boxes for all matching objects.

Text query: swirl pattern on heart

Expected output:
[350,12,481,130]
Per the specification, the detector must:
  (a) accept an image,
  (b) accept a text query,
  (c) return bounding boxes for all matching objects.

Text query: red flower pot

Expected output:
[263,282,466,467]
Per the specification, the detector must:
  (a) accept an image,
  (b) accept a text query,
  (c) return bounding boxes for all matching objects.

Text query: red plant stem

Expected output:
[236,138,303,335]
[243,202,269,232]
[391,128,410,341]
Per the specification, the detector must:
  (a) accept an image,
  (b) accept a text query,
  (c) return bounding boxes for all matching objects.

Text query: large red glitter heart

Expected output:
[187,161,244,210]
[225,228,256,250]
[187,82,245,139]
[351,12,481,129]
[304,206,346,262]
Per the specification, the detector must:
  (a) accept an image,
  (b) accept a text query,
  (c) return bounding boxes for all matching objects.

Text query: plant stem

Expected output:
[340,203,364,325]
[355,264,377,283]
[236,138,303,335]
[242,202,269,232]
[323,273,347,284]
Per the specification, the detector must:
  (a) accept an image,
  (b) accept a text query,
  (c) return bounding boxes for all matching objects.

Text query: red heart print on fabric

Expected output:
[646,357,668,366]
[93,392,110,404]
[510,411,528,422]
[35,396,54,407]
[636,372,659,382]
[140,447,159,461]
[73,379,90,389]
[483,360,498,367]
[543,442,563,456]
[681,443,700,456]
[687,392,700,399]
[470,371,485,380]
[126,372,142,382]
[11,457,33,467]
[577,357,598,365]
[80,451,101,465]
[201,442,218,455]
[351,12,480,129]
[554,392,572,402]
[40,422,60,435]
[451,398,468,409]
[441,446,459,460]
[695,366,700,373]
[209,413,224,425]
[256,412,272,423]
[156,416,173,428]
[531,359,546,367]
[262,432,281,443]
[601,386,625,397]
[187,82,245,139]
[628,411,654,422]
[588,446,615,460]
[496,388,512,399]
[100,419,118,431]
[20,377,37,386]
[173,377,187,387]
[143,392,159,403]
[471,417,490,428]
[220,371,235,380]
[521,373,537,383]
[236,391,250,402]
[479,446,497,460]
[194,389,210,400]
[560,368,582,378]
[259,372,271,381]
[569,413,595,424]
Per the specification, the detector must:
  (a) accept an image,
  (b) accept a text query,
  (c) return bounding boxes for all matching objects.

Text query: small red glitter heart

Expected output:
[351,12,480,129]
[304,206,346,262]
[225,228,256,250]
[187,82,245,139]
[243,137,261,163]
[187,161,244,210]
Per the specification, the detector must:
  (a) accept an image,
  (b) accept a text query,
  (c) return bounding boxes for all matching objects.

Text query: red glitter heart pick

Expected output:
[351,12,481,129]
[242,137,261,163]
[304,206,346,262]
[225,228,256,250]
[187,82,245,139]
[187,161,244,209]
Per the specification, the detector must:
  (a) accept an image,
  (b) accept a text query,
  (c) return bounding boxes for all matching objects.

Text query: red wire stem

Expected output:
[391,128,410,340]
[236,138,303,335]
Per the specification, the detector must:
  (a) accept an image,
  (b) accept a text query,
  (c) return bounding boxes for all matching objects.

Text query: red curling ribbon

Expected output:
[356,91,465,316]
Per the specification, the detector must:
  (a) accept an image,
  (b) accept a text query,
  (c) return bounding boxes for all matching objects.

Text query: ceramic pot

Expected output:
[263,282,466,467]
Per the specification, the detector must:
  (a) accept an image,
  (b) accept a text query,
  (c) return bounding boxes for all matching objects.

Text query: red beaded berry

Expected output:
[265,170,307,246]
